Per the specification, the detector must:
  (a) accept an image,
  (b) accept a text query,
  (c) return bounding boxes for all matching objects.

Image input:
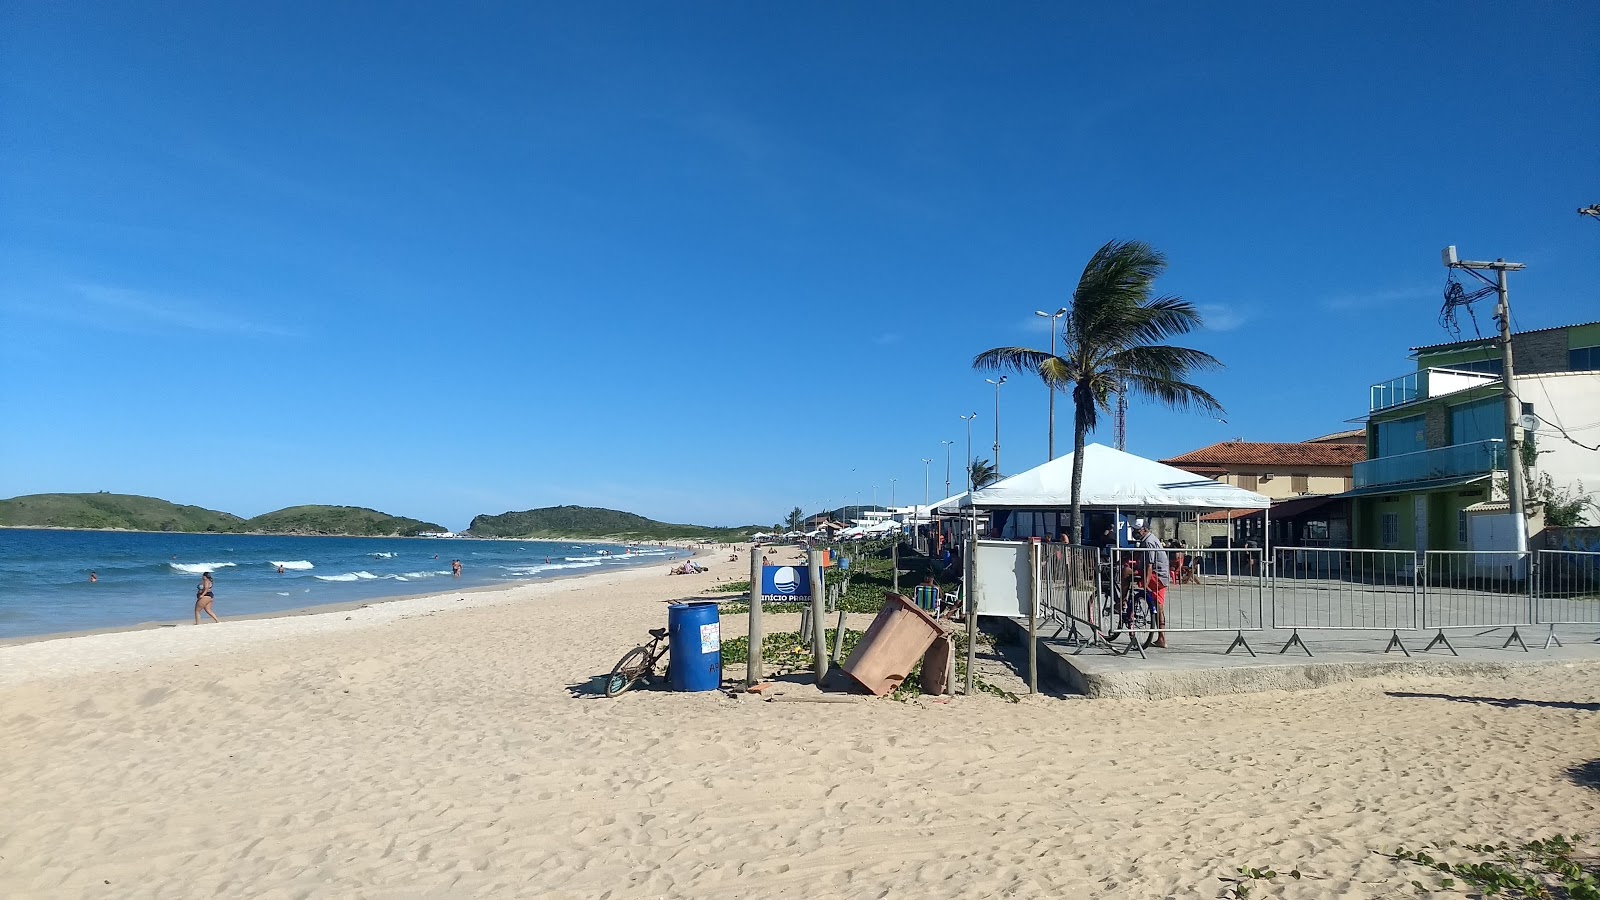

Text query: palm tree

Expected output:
[973,239,1223,542]
[970,458,1001,489]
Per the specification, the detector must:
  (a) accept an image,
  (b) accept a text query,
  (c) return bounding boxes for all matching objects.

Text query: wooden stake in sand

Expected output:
[808,550,826,683]
[747,550,763,686]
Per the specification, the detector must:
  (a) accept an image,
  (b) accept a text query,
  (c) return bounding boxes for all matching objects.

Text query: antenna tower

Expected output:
[1113,389,1128,451]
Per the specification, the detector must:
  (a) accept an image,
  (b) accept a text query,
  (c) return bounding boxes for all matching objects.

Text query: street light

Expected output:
[871,484,878,511]
[960,413,979,493]
[1035,307,1068,460]
[985,376,1007,477]
[889,478,897,508]
[920,459,932,506]
[941,440,955,499]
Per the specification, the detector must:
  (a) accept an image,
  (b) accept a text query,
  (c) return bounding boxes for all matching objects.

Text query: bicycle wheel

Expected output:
[605,646,651,697]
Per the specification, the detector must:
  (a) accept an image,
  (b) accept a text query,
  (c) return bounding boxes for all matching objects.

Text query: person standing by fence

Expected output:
[1134,525,1170,649]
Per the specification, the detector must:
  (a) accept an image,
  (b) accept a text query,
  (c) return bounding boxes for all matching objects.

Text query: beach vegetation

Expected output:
[973,239,1224,541]
[1389,835,1598,898]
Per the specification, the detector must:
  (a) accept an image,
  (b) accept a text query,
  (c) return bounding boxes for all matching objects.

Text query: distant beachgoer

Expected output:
[89,572,98,583]
[913,574,940,613]
[451,559,462,578]
[195,572,220,624]
[276,564,285,574]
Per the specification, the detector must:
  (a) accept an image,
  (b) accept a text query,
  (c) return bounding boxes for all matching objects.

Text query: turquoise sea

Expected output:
[0,529,686,639]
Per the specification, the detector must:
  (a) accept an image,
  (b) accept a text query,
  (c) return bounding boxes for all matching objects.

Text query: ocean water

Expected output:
[0,529,687,640]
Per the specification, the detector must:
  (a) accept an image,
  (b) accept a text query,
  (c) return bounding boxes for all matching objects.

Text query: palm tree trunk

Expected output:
[1069,388,1088,545]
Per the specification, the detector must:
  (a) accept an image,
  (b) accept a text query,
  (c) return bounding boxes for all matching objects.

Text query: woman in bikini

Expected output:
[195,571,220,624]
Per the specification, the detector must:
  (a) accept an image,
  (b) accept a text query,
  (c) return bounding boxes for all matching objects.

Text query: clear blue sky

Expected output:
[2,2,1596,530]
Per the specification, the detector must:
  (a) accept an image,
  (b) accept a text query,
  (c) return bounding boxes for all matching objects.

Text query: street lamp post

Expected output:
[985,376,1007,477]
[941,440,954,499]
[920,459,932,506]
[960,413,978,492]
[1035,307,1067,460]
[889,478,897,508]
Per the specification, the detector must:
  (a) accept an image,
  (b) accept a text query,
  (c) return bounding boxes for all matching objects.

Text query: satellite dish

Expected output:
[1518,413,1540,431]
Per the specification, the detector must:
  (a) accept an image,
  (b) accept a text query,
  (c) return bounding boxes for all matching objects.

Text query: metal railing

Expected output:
[1270,548,1419,629]
[1535,550,1600,646]
[1003,544,1600,661]
[1352,439,1504,489]
[1370,367,1499,412]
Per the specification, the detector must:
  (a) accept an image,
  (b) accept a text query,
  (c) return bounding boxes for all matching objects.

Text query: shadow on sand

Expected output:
[1385,691,1600,712]
[1567,759,1600,791]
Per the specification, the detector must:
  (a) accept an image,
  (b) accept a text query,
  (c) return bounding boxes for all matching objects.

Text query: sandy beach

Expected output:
[2,544,1597,898]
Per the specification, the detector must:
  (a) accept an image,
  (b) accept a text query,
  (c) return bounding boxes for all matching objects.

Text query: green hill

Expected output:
[467,505,755,542]
[242,506,446,537]
[0,493,243,532]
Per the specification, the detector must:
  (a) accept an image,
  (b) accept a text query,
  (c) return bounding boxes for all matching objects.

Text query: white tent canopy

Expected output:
[968,443,1270,510]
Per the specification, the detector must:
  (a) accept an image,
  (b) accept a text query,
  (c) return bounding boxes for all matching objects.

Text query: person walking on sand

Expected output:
[195,571,220,624]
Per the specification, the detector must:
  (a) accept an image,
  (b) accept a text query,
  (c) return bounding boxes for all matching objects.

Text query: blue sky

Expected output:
[2,2,1596,530]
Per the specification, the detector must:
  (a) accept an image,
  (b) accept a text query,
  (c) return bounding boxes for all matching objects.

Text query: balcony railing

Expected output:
[1352,439,1504,490]
[1370,367,1499,412]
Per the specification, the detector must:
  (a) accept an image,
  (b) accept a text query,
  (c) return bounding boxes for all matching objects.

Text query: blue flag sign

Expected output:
[760,564,812,598]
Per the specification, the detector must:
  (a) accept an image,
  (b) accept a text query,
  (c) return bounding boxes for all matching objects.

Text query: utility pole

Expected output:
[941,440,954,499]
[1444,246,1528,554]
[921,459,932,506]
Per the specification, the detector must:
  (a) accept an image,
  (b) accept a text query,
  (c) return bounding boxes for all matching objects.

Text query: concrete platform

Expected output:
[990,616,1600,700]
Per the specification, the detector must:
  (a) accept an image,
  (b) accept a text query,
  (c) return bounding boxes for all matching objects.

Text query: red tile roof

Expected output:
[1161,441,1366,468]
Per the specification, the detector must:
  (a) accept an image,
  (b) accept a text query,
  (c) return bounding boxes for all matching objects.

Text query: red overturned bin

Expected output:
[841,593,943,696]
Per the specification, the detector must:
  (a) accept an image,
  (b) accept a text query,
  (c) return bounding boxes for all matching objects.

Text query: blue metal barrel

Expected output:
[667,601,722,692]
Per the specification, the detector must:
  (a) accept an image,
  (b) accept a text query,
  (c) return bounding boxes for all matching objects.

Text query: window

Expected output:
[1458,510,1469,545]
[1375,415,1426,457]
[1291,473,1309,493]
[1450,397,1504,446]
[1443,358,1503,376]
[1380,512,1399,548]
[1571,346,1599,371]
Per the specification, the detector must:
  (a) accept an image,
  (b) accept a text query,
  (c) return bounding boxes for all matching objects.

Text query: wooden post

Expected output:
[747,550,763,686]
[892,541,900,594]
[809,550,827,682]
[1028,540,1039,695]
[965,537,976,697]
[832,608,846,663]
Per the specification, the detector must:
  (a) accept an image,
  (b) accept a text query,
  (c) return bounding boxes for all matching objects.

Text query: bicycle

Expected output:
[1100,584,1159,646]
[605,627,670,697]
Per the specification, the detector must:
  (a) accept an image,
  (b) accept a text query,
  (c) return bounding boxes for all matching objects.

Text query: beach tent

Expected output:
[968,443,1269,511]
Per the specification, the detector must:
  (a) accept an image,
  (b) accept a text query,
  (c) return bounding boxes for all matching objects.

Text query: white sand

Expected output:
[2,545,1597,898]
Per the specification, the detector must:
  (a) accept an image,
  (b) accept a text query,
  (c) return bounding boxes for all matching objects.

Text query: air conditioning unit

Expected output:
[1259,473,1276,482]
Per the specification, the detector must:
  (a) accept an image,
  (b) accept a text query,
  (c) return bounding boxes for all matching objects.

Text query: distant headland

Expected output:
[0,493,759,542]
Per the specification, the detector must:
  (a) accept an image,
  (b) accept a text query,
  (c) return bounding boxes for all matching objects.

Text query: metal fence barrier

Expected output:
[1014,543,1599,662]
[1535,549,1600,649]
[1420,550,1533,653]
[1269,548,1419,656]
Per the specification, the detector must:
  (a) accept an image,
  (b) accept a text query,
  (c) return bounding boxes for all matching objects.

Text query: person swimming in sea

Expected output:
[89,572,98,583]
[195,571,220,624]
[276,564,285,574]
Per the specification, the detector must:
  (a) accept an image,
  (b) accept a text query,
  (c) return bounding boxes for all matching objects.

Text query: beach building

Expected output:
[1161,437,1366,549]
[1351,321,1600,553]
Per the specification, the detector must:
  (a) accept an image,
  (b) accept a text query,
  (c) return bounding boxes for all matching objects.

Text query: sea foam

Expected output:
[270,560,314,570]
[170,562,238,575]
[314,571,380,583]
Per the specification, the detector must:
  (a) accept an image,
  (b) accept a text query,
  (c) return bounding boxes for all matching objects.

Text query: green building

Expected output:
[1352,321,1600,552]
